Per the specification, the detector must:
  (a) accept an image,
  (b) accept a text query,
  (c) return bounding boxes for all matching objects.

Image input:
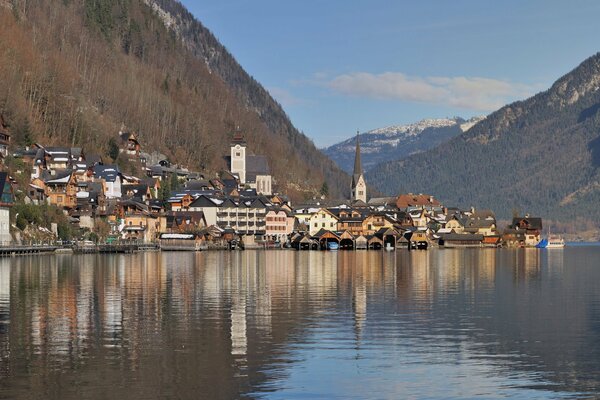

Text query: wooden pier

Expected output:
[73,242,160,254]
[0,245,59,257]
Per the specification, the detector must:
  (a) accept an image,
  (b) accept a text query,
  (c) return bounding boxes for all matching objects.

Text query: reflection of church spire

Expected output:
[353,278,367,342]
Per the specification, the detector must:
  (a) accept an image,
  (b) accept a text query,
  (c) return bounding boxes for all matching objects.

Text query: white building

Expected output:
[0,172,14,244]
[229,134,272,195]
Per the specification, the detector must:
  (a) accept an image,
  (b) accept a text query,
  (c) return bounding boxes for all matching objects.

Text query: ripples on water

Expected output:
[0,249,599,399]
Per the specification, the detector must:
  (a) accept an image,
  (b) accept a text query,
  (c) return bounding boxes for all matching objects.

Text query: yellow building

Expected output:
[308,208,339,236]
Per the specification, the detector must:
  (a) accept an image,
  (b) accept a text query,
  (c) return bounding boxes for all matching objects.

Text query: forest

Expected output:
[0,0,349,200]
[367,52,600,222]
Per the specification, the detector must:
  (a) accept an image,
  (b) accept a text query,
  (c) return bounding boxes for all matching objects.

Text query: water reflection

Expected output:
[0,249,598,399]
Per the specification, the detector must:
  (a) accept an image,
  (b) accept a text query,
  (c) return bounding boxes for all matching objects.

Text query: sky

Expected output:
[181,0,600,147]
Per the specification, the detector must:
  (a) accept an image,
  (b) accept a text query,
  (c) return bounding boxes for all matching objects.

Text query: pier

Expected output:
[0,244,59,256]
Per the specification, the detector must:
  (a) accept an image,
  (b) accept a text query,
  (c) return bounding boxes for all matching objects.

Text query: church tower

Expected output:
[351,133,367,203]
[230,133,247,184]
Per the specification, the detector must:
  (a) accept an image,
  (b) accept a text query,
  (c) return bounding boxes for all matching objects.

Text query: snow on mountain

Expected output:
[323,116,485,174]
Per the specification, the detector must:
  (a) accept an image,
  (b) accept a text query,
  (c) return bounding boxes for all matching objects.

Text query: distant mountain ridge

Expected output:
[324,116,485,174]
[366,52,600,221]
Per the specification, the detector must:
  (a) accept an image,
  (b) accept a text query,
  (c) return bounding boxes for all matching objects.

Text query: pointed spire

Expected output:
[353,130,362,177]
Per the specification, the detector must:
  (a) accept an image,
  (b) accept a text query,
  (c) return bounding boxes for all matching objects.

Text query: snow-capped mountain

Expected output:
[323,116,485,174]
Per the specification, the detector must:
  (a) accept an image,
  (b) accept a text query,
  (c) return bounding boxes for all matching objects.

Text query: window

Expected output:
[314,223,318,227]
[235,152,241,157]
[330,223,334,227]
[57,196,63,203]
[359,191,363,196]
[322,223,325,227]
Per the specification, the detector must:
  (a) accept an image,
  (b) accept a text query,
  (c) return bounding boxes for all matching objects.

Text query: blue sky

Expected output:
[181,0,600,147]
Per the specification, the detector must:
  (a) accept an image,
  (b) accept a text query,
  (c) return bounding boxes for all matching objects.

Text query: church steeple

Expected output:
[351,131,367,203]
[353,132,362,177]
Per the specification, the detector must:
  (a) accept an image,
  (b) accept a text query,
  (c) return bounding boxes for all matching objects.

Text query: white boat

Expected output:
[546,235,565,249]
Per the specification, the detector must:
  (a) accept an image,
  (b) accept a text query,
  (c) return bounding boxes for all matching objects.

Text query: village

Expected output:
[0,117,545,253]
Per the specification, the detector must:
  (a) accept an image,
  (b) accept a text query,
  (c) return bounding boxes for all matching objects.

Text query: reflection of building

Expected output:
[0,260,10,338]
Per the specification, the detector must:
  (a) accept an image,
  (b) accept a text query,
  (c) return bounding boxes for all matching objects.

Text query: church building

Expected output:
[229,133,272,195]
[351,134,367,203]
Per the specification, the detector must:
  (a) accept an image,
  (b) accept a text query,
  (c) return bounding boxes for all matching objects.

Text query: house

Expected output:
[116,200,162,242]
[119,130,141,158]
[188,195,222,226]
[408,208,428,228]
[44,170,77,209]
[445,215,466,233]
[396,193,441,211]
[368,197,398,211]
[508,216,543,247]
[165,211,207,233]
[463,215,497,236]
[0,172,15,243]
[265,208,294,242]
[122,183,151,203]
[0,115,10,159]
[307,208,339,236]
[336,208,365,236]
[44,147,71,171]
[94,165,122,199]
[438,233,484,248]
[362,213,395,236]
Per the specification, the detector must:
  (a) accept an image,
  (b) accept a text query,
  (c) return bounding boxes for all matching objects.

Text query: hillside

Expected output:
[367,52,600,221]
[0,0,349,199]
[323,117,484,174]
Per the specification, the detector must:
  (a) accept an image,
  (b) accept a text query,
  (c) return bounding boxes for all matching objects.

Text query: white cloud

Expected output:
[267,86,304,107]
[327,72,535,111]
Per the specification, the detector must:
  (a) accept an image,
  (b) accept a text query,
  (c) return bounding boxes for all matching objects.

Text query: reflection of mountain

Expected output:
[0,249,599,397]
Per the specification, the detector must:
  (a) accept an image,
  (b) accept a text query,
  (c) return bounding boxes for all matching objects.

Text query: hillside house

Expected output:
[0,115,10,159]
[0,172,14,243]
[44,170,77,209]
[94,165,122,199]
[119,130,141,158]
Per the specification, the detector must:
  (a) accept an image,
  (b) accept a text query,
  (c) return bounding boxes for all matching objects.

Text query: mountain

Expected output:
[324,117,485,174]
[367,53,600,221]
[0,0,349,199]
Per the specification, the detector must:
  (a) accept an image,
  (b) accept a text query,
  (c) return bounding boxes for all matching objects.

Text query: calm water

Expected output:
[1,249,600,399]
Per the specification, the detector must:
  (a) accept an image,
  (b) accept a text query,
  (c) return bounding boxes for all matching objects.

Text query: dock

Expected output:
[0,245,59,256]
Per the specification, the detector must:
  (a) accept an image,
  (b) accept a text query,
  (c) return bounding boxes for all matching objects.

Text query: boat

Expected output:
[546,235,565,248]
[536,236,565,249]
[327,242,339,251]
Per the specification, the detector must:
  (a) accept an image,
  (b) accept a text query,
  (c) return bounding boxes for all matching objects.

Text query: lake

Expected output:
[1,248,600,399]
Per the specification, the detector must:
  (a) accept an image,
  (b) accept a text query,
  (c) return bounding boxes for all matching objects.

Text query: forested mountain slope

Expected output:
[367,53,600,220]
[0,0,349,199]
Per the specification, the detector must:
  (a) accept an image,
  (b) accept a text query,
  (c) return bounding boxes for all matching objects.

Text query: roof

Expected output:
[511,217,543,231]
[94,165,121,182]
[246,155,270,180]
[351,134,364,189]
[44,169,73,184]
[439,233,484,241]
[396,194,441,209]
[86,154,103,167]
[0,172,14,206]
